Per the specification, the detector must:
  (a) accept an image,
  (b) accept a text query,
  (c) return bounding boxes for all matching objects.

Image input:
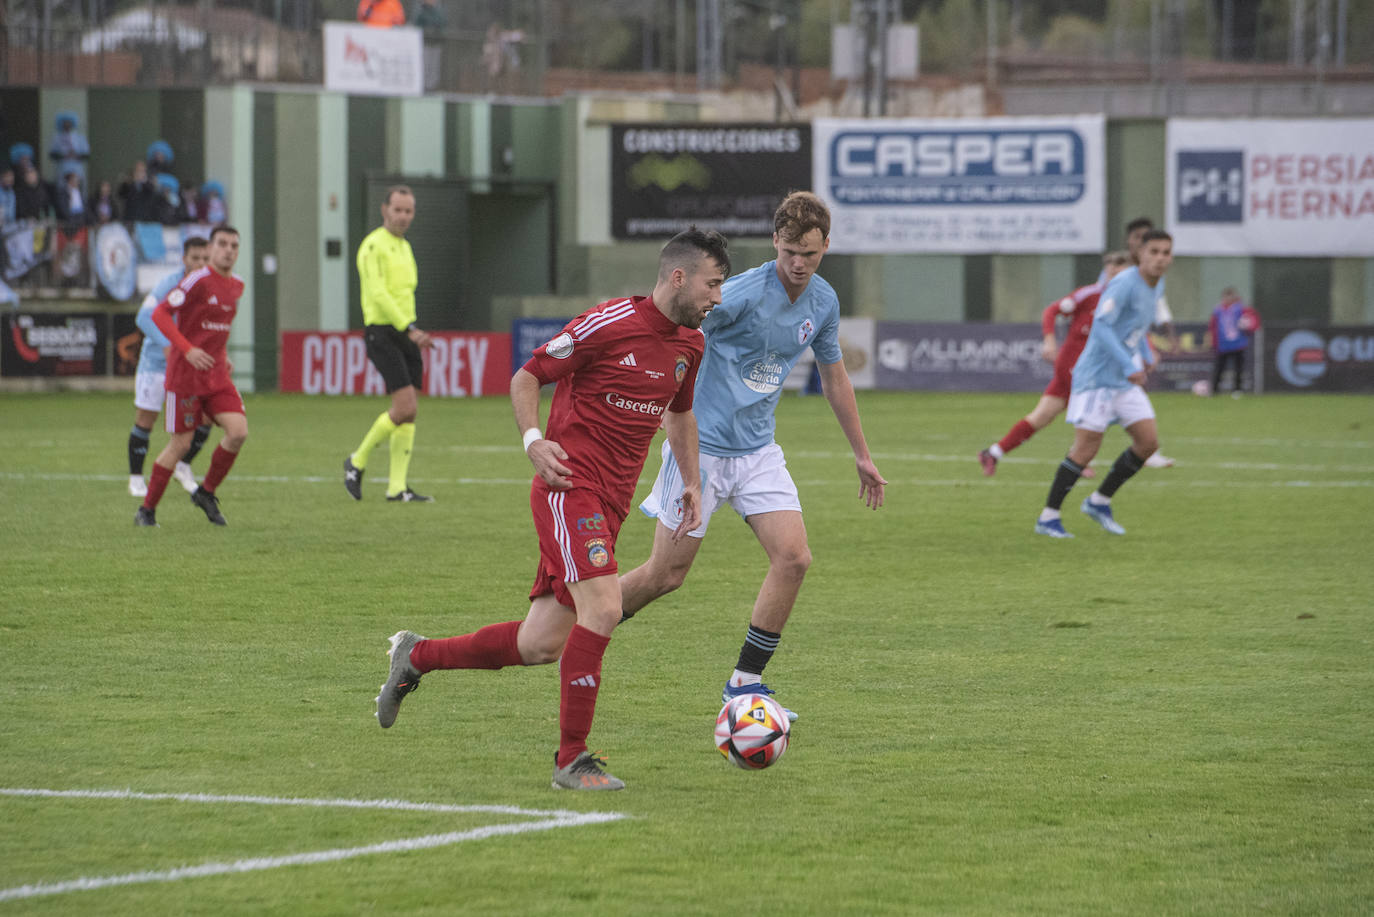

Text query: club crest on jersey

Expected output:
[545,332,574,359]
[585,538,610,568]
[797,318,815,345]
[168,289,185,306]
[674,355,689,383]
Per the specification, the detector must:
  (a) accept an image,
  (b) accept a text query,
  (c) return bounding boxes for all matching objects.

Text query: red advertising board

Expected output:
[279,330,512,396]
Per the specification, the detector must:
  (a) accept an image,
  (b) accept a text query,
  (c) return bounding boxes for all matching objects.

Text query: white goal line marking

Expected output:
[0,787,628,903]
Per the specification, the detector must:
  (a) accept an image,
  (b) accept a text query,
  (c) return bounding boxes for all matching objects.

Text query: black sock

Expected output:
[182,424,212,464]
[1097,448,1146,498]
[128,425,151,474]
[735,625,781,676]
[1045,457,1084,511]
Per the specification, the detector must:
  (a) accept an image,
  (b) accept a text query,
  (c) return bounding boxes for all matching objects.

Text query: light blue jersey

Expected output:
[1071,266,1160,392]
[135,268,187,374]
[694,261,843,457]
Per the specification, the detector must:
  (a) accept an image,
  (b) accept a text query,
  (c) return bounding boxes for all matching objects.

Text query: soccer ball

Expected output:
[714,693,790,770]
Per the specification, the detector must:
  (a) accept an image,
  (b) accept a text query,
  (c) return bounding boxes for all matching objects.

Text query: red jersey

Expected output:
[153,265,245,395]
[1042,281,1103,373]
[524,295,704,517]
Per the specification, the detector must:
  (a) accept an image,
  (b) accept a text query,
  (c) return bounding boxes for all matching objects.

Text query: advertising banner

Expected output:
[1,312,108,377]
[875,322,1052,392]
[1146,323,1224,392]
[279,330,512,396]
[1166,119,1374,256]
[1262,325,1374,393]
[610,124,811,239]
[813,115,1106,254]
[91,222,138,301]
[323,22,423,97]
[112,313,142,376]
[511,317,571,376]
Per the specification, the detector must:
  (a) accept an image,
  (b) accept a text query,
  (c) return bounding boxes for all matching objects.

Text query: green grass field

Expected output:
[2,390,1371,915]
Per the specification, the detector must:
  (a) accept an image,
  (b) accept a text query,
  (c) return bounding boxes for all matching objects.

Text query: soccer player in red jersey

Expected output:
[374,227,730,791]
[977,251,1130,477]
[134,225,247,528]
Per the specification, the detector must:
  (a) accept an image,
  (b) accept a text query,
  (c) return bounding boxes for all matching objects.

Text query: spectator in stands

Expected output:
[358,0,405,27]
[9,142,35,173]
[177,183,204,223]
[146,141,174,179]
[0,168,15,225]
[155,173,181,225]
[119,161,161,223]
[89,180,119,224]
[413,0,443,29]
[55,169,88,226]
[48,112,90,189]
[14,165,53,221]
[203,181,227,224]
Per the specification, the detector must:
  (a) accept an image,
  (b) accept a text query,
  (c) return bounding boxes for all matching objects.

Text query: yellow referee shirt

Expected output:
[357,225,418,330]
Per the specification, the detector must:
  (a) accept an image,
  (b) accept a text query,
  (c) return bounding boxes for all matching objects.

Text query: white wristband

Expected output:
[522,427,543,453]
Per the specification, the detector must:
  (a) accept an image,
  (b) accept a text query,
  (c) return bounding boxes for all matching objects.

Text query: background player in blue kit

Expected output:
[618,191,887,720]
[1035,229,1175,539]
[125,237,212,497]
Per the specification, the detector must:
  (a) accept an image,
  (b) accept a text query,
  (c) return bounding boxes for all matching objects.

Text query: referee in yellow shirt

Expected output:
[343,185,436,502]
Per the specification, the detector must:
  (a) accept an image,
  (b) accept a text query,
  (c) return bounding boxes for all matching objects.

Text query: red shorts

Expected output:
[1044,342,1087,400]
[528,483,623,609]
[163,384,245,434]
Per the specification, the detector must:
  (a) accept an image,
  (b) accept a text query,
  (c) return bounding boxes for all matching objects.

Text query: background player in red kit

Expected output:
[134,225,248,528]
[373,228,730,790]
[978,251,1130,477]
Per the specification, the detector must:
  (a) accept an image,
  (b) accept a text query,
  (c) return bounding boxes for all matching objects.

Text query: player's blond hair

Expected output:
[1102,250,1130,268]
[774,191,830,243]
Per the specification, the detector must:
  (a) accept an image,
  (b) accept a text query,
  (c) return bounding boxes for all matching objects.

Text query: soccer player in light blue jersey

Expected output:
[618,192,887,720]
[125,237,212,497]
[1112,216,1178,468]
[1035,229,1175,538]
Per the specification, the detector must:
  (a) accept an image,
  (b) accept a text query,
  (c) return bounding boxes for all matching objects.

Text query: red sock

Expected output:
[557,625,611,769]
[997,418,1037,454]
[142,463,174,510]
[410,621,524,672]
[201,444,238,493]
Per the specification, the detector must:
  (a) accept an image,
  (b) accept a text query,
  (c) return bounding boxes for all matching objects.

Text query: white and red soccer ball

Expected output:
[715,693,790,770]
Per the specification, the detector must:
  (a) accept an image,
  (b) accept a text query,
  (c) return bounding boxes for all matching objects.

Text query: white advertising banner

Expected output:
[812,116,1105,254]
[323,22,423,97]
[1166,118,1374,257]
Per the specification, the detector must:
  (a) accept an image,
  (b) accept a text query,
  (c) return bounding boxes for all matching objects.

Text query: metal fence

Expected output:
[1,0,1371,97]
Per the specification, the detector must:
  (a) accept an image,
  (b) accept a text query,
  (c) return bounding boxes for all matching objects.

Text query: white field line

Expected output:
[0,787,628,903]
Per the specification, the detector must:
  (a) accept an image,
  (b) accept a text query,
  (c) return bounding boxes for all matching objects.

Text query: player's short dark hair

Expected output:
[183,236,209,251]
[1102,250,1130,267]
[1141,228,1172,244]
[1125,216,1154,235]
[210,225,239,242]
[774,190,830,242]
[659,226,731,280]
[384,185,414,205]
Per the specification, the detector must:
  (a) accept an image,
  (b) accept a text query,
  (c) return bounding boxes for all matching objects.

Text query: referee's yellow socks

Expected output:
[388,423,416,496]
[352,412,397,471]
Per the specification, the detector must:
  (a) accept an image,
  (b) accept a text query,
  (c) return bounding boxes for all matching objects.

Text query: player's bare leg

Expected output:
[981,394,1092,477]
[617,521,704,622]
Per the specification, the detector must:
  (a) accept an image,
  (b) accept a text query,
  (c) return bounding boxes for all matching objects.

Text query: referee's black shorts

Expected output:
[364,325,425,393]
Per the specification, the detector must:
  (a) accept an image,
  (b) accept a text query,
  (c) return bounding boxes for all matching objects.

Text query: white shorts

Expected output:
[640,441,802,539]
[134,368,166,413]
[1065,385,1155,433]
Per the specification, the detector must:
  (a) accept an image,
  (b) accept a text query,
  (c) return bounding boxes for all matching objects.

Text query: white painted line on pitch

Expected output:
[0,787,629,904]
